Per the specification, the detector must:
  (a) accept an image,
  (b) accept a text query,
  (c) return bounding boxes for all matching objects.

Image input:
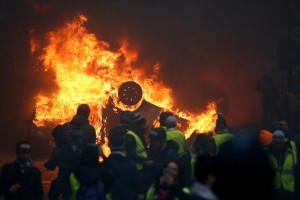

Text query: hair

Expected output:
[16,140,32,151]
[108,125,127,149]
[215,116,228,132]
[165,116,177,128]
[193,134,215,155]
[159,112,174,126]
[76,104,90,118]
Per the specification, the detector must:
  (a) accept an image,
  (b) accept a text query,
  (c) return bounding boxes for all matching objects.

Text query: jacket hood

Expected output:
[71,114,89,127]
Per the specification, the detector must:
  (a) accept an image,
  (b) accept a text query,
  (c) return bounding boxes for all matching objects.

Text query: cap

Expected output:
[131,112,146,124]
[272,130,285,142]
[149,128,166,141]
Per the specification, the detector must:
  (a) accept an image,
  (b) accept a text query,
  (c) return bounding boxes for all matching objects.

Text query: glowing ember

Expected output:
[32,14,218,155]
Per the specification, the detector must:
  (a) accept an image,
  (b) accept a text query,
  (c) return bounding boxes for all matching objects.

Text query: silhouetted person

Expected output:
[145,160,191,200]
[63,104,96,144]
[104,125,141,200]
[124,112,150,195]
[256,75,279,129]
[159,111,174,131]
[190,155,219,200]
[0,141,43,200]
[214,135,273,200]
[267,130,298,200]
[45,103,96,200]
[147,127,180,188]
[212,114,234,154]
[69,144,105,200]
[190,134,216,178]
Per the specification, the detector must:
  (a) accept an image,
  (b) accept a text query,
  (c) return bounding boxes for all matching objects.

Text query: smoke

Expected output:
[0,0,289,150]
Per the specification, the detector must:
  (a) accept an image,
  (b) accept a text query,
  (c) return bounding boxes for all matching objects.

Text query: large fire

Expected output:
[32,14,218,153]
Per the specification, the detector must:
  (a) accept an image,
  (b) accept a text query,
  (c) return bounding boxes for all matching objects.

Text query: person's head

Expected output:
[149,127,166,150]
[108,125,127,151]
[164,160,180,179]
[215,115,228,133]
[215,135,273,200]
[76,104,90,118]
[165,116,176,129]
[193,134,216,156]
[159,112,174,127]
[270,121,283,133]
[280,121,289,132]
[51,124,64,147]
[129,112,147,135]
[80,144,99,167]
[16,141,32,162]
[119,111,133,126]
[272,130,286,151]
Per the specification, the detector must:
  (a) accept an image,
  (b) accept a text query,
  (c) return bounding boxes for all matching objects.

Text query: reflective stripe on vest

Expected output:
[191,155,197,178]
[269,141,297,192]
[213,133,234,154]
[166,129,186,154]
[127,130,148,170]
[69,172,81,200]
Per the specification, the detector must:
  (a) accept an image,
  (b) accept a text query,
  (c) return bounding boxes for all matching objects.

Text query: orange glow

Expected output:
[32,14,218,155]
[30,29,39,54]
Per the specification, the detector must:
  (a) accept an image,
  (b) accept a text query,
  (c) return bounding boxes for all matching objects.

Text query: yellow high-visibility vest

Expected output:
[166,129,186,155]
[213,133,234,154]
[127,130,148,170]
[269,141,297,192]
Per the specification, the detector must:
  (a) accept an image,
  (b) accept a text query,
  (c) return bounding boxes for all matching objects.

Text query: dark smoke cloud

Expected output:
[0,0,289,150]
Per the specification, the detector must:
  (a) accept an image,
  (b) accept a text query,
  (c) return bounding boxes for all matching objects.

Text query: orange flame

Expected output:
[33,14,218,154]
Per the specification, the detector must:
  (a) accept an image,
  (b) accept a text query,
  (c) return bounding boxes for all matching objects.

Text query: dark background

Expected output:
[0,0,292,154]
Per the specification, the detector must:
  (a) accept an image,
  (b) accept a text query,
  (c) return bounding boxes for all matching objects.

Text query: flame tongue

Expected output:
[33,13,217,141]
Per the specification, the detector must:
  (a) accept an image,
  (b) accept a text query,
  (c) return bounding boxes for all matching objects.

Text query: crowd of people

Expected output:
[0,102,300,200]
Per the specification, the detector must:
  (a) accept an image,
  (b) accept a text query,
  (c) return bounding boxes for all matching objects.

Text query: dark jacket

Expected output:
[64,114,96,144]
[73,164,104,187]
[147,141,180,184]
[44,114,97,171]
[103,151,141,200]
[0,161,43,200]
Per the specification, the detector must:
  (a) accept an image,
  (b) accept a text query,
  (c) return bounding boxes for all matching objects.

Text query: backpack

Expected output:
[64,125,88,168]
[77,180,105,200]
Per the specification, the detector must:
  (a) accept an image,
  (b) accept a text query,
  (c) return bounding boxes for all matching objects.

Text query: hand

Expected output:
[9,184,21,193]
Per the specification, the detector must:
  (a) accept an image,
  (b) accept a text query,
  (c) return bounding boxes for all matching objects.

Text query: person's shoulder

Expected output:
[30,165,42,174]
[1,161,17,169]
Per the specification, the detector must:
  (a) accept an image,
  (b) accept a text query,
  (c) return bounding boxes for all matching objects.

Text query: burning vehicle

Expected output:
[30,14,218,155]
